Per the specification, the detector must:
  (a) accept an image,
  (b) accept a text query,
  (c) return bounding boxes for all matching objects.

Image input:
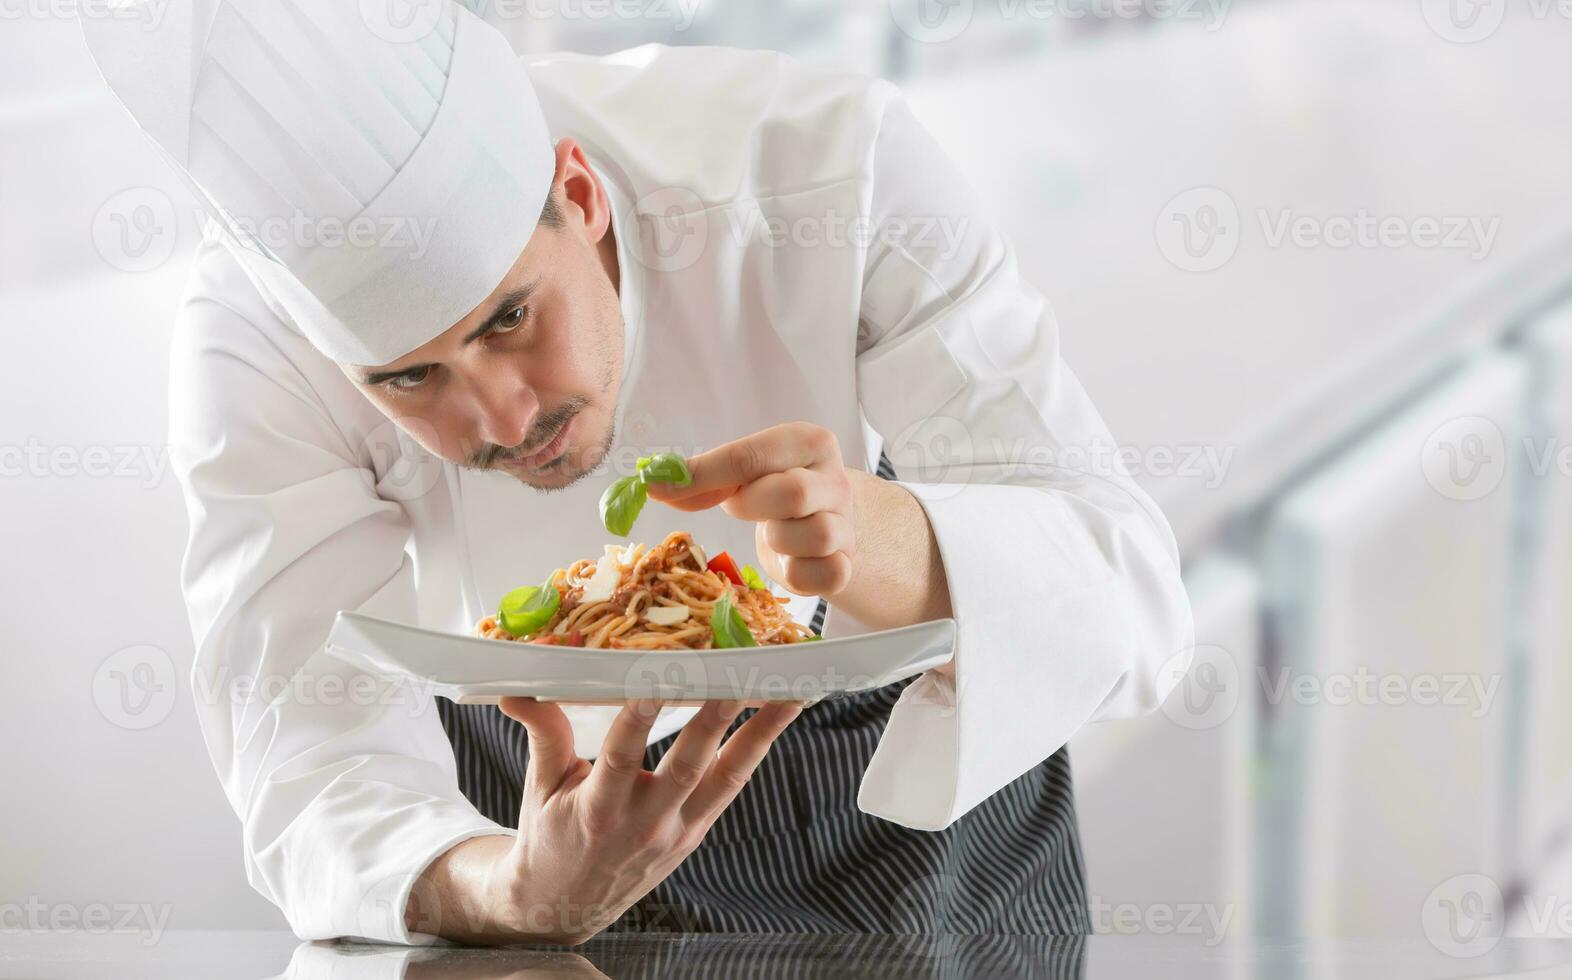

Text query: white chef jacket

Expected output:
[170,44,1194,943]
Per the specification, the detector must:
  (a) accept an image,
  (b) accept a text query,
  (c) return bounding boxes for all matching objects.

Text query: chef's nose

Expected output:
[470,375,540,450]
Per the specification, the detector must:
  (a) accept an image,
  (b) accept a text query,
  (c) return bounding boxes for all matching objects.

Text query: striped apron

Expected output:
[437,457,1090,935]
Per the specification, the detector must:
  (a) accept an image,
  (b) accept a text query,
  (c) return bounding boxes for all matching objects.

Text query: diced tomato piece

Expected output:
[706,551,745,587]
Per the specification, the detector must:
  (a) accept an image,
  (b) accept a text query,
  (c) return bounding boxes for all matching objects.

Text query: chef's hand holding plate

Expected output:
[411,695,801,944]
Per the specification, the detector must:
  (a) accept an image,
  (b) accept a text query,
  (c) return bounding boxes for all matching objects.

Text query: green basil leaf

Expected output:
[740,564,766,591]
[498,576,561,638]
[710,594,758,648]
[710,595,737,647]
[637,452,693,487]
[600,475,648,537]
[801,633,823,642]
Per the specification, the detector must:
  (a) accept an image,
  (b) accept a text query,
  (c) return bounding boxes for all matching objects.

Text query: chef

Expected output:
[81,0,1193,945]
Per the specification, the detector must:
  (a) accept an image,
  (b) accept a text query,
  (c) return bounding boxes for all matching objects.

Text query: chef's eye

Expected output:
[493,307,527,334]
[387,366,431,391]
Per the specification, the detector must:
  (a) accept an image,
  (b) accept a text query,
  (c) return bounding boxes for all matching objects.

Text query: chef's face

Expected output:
[343,140,625,493]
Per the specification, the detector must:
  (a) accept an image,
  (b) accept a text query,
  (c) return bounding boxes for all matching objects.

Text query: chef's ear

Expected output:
[548,138,613,246]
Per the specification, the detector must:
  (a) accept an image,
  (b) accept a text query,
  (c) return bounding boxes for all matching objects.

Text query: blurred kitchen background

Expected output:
[5,0,1572,956]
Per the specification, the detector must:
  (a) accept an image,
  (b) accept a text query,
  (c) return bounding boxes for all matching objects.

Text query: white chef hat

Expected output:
[79,0,553,366]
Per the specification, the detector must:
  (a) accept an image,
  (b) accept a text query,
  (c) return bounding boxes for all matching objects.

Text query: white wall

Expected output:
[1,34,285,930]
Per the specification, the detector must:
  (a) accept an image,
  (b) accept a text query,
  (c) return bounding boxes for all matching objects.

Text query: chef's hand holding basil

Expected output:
[645,422,856,598]
[410,696,802,944]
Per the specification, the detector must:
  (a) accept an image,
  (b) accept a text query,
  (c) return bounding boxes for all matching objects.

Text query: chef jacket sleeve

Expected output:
[837,92,1196,831]
[169,287,508,942]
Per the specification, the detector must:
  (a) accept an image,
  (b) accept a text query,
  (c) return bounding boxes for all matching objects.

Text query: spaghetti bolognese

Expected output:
[476,531,817,649]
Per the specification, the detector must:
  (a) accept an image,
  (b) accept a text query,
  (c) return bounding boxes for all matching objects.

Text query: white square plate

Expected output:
[325,612,956,705]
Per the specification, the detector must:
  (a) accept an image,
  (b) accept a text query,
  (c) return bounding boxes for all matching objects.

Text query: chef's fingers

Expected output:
[681,702,804,828]
[647,486,738,514]
[647,700,745,813]
[648,423,838,508]
[500,697,578,797]
[761,511,855,559]
[583,699,662,818]
[778,553,855,598]
[719,469,849,523]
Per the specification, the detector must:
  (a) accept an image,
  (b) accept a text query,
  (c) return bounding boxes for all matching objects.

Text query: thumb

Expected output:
[499,697,578,796]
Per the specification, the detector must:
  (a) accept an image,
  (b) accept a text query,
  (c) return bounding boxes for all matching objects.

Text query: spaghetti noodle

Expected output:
[476,531,816,649]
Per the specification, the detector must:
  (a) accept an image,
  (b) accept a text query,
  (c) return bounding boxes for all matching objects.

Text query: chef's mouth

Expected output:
[511,415,577,470]
[467,403,585,472]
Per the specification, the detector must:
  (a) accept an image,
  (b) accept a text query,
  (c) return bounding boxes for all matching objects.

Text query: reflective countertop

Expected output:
[5,931,1572,979]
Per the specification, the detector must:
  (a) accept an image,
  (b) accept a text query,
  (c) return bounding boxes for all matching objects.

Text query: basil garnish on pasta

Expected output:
[710,594,759,648]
